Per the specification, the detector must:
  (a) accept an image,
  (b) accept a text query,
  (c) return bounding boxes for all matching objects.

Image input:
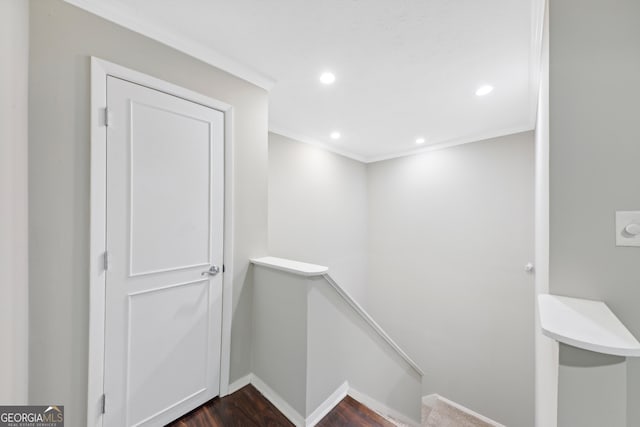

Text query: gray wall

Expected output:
[0,0,29,405]
[307,278,422,422]
[268,133,368,304]
[251,265,422,423]
[367,132,535,426]
[557,345,626,427]
[252,267,309,417]
[549,0,640,425]
[28,1,268,425]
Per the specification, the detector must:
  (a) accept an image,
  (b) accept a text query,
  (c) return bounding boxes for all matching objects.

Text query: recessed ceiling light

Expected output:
[330,131,341,140]
[416,137,426,145]
[320,72,336,85]
[475,85,494,96]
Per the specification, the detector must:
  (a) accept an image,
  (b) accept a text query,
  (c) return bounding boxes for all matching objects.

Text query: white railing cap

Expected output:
[251,256,328,277]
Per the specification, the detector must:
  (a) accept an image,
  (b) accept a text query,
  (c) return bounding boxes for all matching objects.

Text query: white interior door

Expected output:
[103,76,224,427]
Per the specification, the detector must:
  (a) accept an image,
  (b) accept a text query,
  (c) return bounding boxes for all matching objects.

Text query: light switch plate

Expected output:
[616,211,640,247]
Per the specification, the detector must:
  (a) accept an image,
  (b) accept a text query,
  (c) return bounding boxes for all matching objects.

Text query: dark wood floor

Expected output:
[166,385,292,427]
[166,385,395,427]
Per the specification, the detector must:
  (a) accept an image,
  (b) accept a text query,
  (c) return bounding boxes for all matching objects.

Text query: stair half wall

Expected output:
[248,256,423,426]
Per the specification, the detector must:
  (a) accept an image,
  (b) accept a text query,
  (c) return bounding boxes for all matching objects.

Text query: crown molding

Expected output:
[63,0,276,91]
[528,0,546,127]
[269,126,368,164]
[66,0,541,163]
[272,123,534,165]
[365,124,535,164]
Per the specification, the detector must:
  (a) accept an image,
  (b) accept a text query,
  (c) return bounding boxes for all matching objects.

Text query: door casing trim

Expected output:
[88,57,235,427]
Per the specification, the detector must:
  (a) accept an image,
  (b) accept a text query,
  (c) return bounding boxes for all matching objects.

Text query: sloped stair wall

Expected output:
[249,257,423,426]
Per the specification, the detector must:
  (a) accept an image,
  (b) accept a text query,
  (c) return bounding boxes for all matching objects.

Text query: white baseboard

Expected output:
[348,387,420,427]
[228,374,418,427]
[422,394,505,427]
[228,373,340,426]
[226,373,252,396]
[305,381,349,426]
[251,374,305,427]
[421,393,439,409]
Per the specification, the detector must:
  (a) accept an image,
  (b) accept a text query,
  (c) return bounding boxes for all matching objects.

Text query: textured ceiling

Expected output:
[69,0,543,162]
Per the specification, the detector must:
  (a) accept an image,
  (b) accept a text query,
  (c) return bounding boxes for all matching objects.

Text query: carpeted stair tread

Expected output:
[422,398,494,427]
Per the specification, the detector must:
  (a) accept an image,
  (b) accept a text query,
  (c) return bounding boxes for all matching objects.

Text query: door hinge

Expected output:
[103,251,110,271]
[104,107,111,127]
[100,394,106,414]
[222,264,225,273]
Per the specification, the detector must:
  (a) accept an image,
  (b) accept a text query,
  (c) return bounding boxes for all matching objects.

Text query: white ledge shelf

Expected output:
[250,256,328,277]
[538,294,640,357]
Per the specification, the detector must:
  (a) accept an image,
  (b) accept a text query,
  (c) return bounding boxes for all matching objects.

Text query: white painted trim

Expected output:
[231,375,417,427]
[366,125,534,164]
[88,56,108,427]
[269,127,368,163]
[349,388,420,427]
[273,124,534,165]
[421,394,439,409]
[528,0,546,128]
[248,258,423,376]
[87,57,235,426]
[422,394,505,427]
[322,274,424,376]
[305,382,349,427]
[63,0,275,91]
[533,2,558,427]
[251,374,306,427]
[538,294,640,357]
[251,256,329,277]
[227,374,252,395]
[227,376,348,427]
[219,106,235,397]
[64,0,537,164]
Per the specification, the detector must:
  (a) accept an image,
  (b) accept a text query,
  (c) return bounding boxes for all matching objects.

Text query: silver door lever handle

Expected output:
[201,265,221,276]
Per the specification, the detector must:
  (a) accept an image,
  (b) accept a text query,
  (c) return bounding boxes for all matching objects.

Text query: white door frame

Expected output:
[88,57,235,427]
